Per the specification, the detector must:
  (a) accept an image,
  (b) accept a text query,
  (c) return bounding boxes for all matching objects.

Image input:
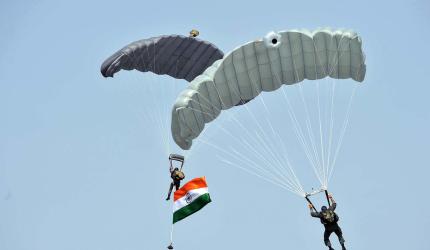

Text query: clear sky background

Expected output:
[1,0,430,250]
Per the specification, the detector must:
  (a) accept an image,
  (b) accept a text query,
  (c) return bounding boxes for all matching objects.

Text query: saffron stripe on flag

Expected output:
[174,177,208,201]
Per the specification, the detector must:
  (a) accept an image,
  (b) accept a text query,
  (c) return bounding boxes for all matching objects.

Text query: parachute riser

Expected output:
[304,187,331,212]
[169,154,185,170]
[305,196,318,213]
[305,188,325,197]
[325,189,331,207]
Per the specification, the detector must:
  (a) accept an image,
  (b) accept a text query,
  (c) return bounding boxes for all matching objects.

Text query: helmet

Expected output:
[321,206,327,211]
[189,29,199,37]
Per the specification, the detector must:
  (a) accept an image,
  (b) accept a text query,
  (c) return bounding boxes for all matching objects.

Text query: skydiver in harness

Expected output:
[307,192,346,250]
[166,154,185,201]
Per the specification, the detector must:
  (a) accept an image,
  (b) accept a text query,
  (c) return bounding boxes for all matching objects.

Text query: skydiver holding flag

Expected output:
[166,154,185,201]
[308,193,346,250]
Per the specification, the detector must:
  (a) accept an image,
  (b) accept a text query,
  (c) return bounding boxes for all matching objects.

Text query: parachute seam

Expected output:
[151,36,175,73]
[152,36,171,73]
[193,92,207,123]
[193,93,206,130]
[336,35,340,79]
[202,81,218,120]
[231,48,244,102]
[311,34,318,80]
[146,41,155,72]
[163,37,189,76]
[180,41,206,80]
[210,77,224,114]
[324,33,329,78]
[252,42,263,92]
[314,32,328,77]
[188,97,203,134]
[182,41,208,81]
[348,38,352,80]
[266,44,278,90]
[239,45,253,102]
[286,33,297,82]
[356,39,365,81]
[141,41,154,73]
[175,38,201,79]
[178,109,194,147]
[264,42,276,90]
[243,45,258,99]
[186,43,214,81]
[133,41,146,73]
[198,82,222,122]
[221,61,236,107]
[331,34,339,78]
[201,49,222,74]
[209,66,229,111]
[276,41,284,84]
[299,33,307,81]
[352,39,359,81]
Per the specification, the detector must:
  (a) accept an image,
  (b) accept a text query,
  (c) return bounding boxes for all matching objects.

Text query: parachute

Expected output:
[171,28,366,150]
[100,28,366,250]
[101,35,224,82]
[100,28,367,197]
[100,33,225,155]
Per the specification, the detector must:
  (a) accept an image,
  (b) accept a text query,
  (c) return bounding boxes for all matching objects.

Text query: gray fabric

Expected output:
[101,35,224,82]
[171,28,367,150]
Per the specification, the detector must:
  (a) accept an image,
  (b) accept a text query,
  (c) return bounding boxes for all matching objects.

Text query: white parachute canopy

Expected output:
[171,28,366,195]
[172,28,365,150]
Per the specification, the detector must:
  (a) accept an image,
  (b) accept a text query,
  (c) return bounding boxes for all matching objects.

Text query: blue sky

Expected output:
[1,0,430,250]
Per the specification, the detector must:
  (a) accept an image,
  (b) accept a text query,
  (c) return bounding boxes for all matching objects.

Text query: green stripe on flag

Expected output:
[173,193,211,224]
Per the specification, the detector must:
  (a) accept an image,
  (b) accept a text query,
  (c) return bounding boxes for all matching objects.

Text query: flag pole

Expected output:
[168,204,174,249]
[170,224,174,244]
[167,226,174,249]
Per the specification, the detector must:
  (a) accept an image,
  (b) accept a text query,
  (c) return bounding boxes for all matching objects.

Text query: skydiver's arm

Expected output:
[329,196,337,210]
[169,161,174,173]
[310,212,320,217]
[310,208,320,218]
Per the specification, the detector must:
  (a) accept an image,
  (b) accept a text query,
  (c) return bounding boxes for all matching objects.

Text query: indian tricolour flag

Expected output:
[173,177,211,224]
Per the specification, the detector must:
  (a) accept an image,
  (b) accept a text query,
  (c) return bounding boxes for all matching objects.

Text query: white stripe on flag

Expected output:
[173,187,209,212]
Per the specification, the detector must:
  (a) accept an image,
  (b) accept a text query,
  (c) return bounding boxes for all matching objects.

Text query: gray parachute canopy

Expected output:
[171,28,366,150]
[101,35,224,82]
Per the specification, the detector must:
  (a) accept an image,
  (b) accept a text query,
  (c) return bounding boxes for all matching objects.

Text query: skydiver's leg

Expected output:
[334,225,346,250]
[324,229,334,250]
[174,180,180,190]
[166,182,174,201]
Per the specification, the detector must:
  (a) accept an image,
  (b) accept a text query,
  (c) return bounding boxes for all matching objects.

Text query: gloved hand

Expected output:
[328,193,333,199]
